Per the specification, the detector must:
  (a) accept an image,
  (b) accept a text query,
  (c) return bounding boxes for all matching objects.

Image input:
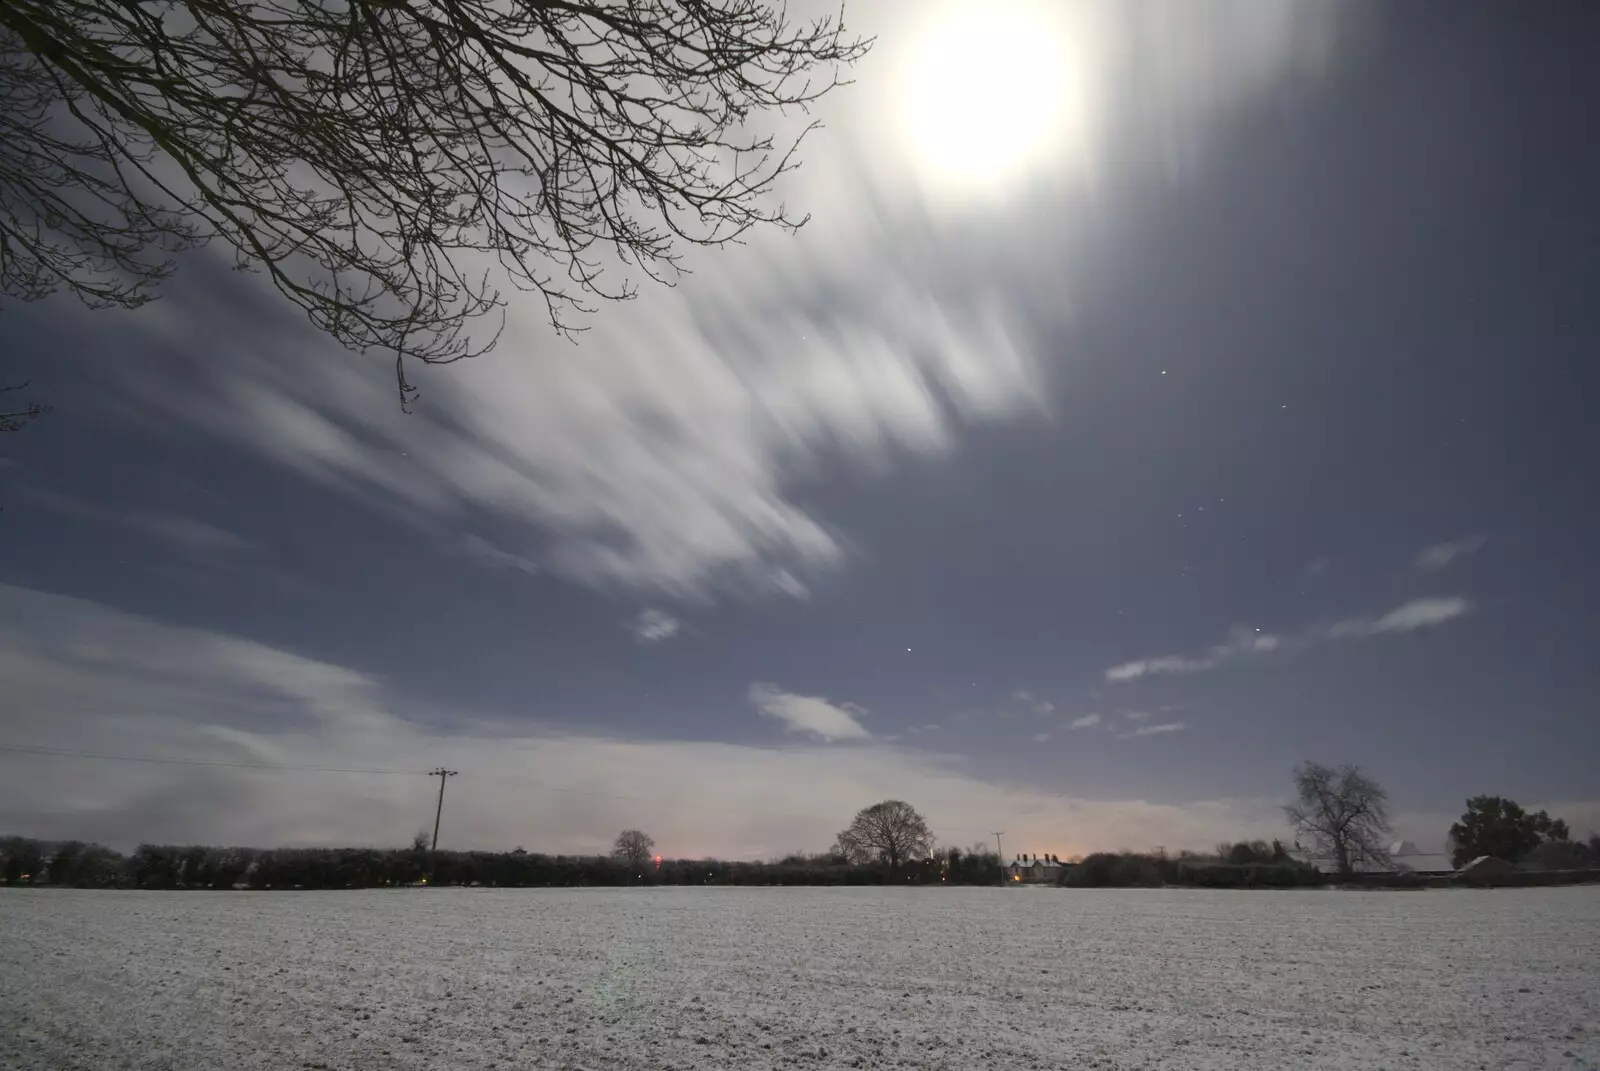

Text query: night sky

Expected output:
[3,0,1596,858]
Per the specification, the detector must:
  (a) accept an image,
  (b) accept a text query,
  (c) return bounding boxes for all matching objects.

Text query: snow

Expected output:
[3,885,1599,1070]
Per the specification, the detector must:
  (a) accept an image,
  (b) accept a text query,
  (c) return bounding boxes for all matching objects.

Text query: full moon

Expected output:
[896,3,1089,196]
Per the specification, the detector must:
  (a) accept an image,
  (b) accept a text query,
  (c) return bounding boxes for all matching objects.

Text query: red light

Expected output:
[654,855,662,866]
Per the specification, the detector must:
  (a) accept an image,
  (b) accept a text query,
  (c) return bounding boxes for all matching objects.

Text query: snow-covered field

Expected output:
[3,886,1598,1071]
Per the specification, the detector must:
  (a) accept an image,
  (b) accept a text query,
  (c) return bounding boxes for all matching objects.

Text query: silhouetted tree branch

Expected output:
[0,380,50,433]
[0,0,870,406]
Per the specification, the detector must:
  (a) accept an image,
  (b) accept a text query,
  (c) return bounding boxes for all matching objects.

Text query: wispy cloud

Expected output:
[112,230,1043,603]
[1106,597,1471,683]
[124,513,258,554]
[458,534,540,575]
[82,0,1347,606]
[1106,627,1280,683]
[1120,722,1186,739]
[1068,713,1102,730]
[21,486,258,554]
[1415,536,1486,572]
[7,582,1466,858]
[748,683,870,743]
[1328,596,1472,638]
[628,608,682,645]
[1033,731,1051,743]
[1122,711,1152,722]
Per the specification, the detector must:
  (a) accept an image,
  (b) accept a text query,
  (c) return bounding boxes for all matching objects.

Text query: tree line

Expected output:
[0,839,1004,891]
[4,776,1596,891]
[0,802,1000,890]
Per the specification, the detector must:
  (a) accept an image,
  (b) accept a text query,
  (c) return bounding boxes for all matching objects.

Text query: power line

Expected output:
[0,743,423,775]
[428,767,457,851]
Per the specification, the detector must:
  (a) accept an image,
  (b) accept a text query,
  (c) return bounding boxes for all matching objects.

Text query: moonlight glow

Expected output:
[896,3,1089,195]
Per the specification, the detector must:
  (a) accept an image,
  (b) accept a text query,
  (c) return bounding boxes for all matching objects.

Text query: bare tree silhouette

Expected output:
[835,799,932,871]
[0,0,870,405]
[611,828,655,866]
[1285,761,1392,879]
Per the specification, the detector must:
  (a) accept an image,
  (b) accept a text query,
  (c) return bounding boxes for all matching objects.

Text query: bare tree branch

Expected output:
[0,0,871,406]
[0,379,51,432]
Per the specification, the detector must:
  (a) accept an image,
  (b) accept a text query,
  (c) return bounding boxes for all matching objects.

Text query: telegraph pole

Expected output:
[428,768,457,851]
[992,831,1005,863]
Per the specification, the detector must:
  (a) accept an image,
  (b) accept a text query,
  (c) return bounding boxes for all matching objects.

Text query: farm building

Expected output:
[1386,840,1456,874]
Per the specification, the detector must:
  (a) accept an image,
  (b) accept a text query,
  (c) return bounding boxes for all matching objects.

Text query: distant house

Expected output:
[1290,839,1455,875]
[1386,840,1456,875]
[1006,853,1065,883]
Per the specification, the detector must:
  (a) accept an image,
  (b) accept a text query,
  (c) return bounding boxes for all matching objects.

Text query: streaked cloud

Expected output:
[1415,536,1486,572]
[1328,597,1472,638]
[748,683,870,743]
[109,231,1044,603]
[80,0,1347,605]
[1106,627,1280,683]
[459,534,540,575]
[0,583,1349,857]
[1068,713,1102,730]
[20,485,258,554]
[1120,722,1186,739]
[1107,597,1470,683]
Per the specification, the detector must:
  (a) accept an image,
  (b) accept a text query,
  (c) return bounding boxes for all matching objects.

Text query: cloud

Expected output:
[1033,731,1051,743]
[1104,628,1277,682]
[1306,556,1331,577]
[1122,711,1152,722]
[1012,690,1057,715]
[458,534,540,575]
[748,683,871,743]
[1068,713,1102,730]
[0,582,1360,858]
[21,486,258,554]
[1106,598,1470,683]
[1120,722,1186,739]
[628,609,682,645]
[1328,597,1472,638]
[1105,654,1217,682]
[106,226,1044,603]
[1415,536,1486,572]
